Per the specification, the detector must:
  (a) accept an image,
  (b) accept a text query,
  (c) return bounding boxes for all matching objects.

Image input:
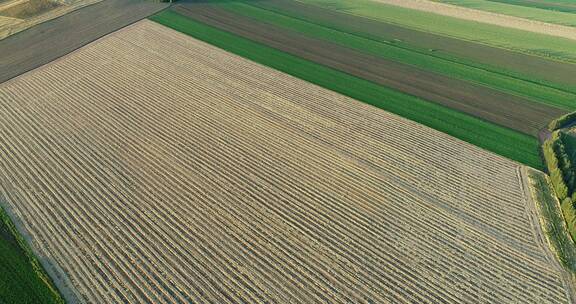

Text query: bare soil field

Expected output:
[173,4,565,136]
[0,20,573,303]
[0,0,168,84]
[376,0,576,41]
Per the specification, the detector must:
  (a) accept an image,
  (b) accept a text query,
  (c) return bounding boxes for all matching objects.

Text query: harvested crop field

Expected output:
[0,20,572,303]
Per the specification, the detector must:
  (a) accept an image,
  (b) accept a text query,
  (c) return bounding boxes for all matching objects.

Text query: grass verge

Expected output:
[542,131,576,242]
[0,205,64,304]
[528,168,576,271]
[150,10,542,169]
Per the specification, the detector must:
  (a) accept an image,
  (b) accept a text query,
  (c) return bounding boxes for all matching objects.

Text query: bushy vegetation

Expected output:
[529,169,576,271]
[543,131,576,242]
[0,205,64,304]
[150,10,542,169]
[549,111,576,131]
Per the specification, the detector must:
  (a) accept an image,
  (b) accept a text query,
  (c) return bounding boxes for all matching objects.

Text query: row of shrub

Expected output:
[548,111,576,131]
[543,131,576,241]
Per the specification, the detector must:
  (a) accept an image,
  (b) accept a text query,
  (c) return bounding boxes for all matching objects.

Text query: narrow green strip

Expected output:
[150,10,542,169]
[0,206,65,304]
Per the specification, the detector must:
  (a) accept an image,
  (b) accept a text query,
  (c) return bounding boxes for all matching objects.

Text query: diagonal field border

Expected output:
[0,0,169,84]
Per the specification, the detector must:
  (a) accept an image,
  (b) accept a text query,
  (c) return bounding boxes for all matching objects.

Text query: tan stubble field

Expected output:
[0,20,572,303]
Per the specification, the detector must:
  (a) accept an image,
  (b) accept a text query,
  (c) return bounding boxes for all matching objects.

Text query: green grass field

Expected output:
[488,0,576,13]
[150,10,542,169]
[436,0,576,26]
[214,1,576,111]
[298,0,576,63]
[0,206,64,304]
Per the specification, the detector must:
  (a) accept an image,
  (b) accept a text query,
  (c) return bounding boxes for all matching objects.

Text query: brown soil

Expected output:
[173,4,566,136]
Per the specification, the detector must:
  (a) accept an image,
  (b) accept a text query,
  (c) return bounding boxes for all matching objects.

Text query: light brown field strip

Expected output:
[0,20,571,303]
[377,0,576,41]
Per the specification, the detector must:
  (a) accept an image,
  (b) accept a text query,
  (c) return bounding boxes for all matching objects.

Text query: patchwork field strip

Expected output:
[227,0,576,94]
[210,0,576,112]
[377,0,576,40]
[297,0,576,65]
[0,20,571,303]
[435,0,576,27]
[172,4,565,136]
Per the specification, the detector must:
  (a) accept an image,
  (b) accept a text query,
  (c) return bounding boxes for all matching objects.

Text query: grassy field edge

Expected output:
[527,168,576,272]
[149,10,541,169]
[0,204,65,303]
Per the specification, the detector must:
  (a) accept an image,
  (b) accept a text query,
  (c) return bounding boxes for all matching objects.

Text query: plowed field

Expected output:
[0,20,571,303]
